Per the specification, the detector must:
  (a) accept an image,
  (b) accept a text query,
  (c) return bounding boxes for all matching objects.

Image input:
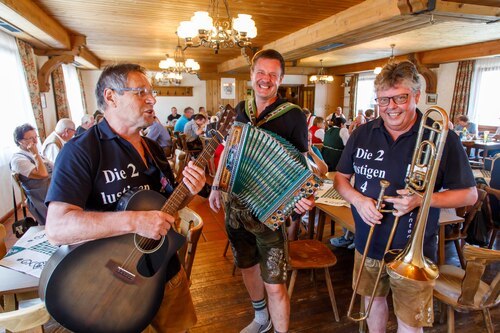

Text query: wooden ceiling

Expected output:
[0,0,499,74]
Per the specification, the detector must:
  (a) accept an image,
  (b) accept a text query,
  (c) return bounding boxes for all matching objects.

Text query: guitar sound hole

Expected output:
[134,235,163,253]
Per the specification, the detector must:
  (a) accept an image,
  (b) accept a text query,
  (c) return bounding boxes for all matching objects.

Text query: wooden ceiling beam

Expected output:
[0,1,101,69]
[441,0,500,7]
[217,0,428,73]
[329,39,500,75]
[420,38,500,63]
[0,0,70,49]
[434,0,500,22]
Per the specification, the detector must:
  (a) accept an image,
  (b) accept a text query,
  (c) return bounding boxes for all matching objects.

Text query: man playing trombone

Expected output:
[334,61,477,333]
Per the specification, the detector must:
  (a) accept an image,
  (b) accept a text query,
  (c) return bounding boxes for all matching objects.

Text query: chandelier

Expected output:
[155,39,200,85]
[176,0,257,54]
[374,44,396,74]
[309,60,334,84]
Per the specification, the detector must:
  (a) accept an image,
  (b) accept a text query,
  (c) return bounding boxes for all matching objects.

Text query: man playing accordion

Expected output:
[209,49,314,333]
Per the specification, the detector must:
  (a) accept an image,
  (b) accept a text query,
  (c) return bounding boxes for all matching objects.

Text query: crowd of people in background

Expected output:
[9,101,212,228]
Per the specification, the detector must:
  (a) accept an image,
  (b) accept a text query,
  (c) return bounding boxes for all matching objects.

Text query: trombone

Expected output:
[347,107,449,322]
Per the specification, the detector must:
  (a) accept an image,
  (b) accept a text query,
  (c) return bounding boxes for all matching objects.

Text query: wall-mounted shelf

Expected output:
[153,86,193,97]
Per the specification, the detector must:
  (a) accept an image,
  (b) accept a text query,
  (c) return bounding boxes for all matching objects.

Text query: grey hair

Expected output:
[374,61,421,94]
[55,118,75,134]
[95,63,147,111]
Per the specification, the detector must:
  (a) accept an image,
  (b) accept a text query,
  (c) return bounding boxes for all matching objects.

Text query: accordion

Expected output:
[217,122,321,230]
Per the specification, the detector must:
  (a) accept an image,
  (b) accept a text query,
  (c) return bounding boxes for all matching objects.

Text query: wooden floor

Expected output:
[1,196,499,333]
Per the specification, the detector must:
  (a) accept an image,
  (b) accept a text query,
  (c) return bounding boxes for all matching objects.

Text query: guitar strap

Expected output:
[245,91,299,127]
[141,138,175,194]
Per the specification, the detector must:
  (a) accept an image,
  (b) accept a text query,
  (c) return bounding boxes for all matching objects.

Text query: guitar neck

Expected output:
[161,137,219,216]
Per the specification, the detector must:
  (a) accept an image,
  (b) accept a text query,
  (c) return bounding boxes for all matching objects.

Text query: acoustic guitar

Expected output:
[39,105,235,333]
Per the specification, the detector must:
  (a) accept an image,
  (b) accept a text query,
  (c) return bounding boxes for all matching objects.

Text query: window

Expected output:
[0,30,38,166]
[0,30,40,217]
[355,72,376,116]
[469,58,500,127]
[61,63,85,124]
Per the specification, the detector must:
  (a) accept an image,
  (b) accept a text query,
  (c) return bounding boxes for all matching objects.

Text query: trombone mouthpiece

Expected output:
[380,179,390,189]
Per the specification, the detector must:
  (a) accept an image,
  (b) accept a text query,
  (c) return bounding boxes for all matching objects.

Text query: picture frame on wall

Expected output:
[426,93,438,105]
[40,93,47,109]
[221,78,235,99]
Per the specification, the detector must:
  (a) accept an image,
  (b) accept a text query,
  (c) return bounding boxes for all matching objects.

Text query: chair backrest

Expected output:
[176,207,204,280]
[458,245,500,308]
[0,301,50,332]
[459,187,487,236]
[174,131,189,151]
[173,149,187,183]
[11,173,28,217]
[0,223,6,258]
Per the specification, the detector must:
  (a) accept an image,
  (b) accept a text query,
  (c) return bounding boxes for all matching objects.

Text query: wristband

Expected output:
[211,185,219,191]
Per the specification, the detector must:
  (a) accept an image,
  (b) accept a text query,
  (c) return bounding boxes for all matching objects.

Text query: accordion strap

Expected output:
[245,95,299,127]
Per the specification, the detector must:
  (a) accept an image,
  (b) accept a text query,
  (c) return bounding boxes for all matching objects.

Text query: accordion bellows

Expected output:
[217,122,321,230]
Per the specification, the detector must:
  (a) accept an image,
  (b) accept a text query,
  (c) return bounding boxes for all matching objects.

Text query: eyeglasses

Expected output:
[114,87,157,98]
[375,93,409,107]
[21,136,37,142]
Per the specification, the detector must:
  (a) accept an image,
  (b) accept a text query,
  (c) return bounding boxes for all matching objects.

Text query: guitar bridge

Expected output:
[106,260,139,284]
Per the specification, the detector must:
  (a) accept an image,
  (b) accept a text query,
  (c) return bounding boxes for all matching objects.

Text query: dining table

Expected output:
[0,226,54,312]
[462,140,500,160]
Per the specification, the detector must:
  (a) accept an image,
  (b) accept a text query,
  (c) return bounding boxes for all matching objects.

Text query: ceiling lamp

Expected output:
[155,39,200,86]
[309,60,334,84]
[177,0,257,54]
[374,44,396,74]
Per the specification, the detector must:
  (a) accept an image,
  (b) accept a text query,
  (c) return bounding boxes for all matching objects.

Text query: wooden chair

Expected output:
[172,149,187,183]
[0,223,6,258]
[176,207,204,281]
[434,245,500,333]
[446,188,487,268]
[287,222,340,322]
[0,301,50,332]
[11,173,28,216]
[481,185,500,249]
[173,131,201,161]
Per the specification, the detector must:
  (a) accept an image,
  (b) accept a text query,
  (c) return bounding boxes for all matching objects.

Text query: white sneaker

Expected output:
[240,319,272,333]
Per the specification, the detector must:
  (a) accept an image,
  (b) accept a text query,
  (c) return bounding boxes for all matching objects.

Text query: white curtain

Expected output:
[61,63,85,125]
[468,58,500,127]
[355,72,376,113]
[0,30,38,217]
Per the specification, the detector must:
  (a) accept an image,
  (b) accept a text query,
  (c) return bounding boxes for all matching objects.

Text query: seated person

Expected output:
[184,113,207,151]
[349,110,367,134]
[309,116,325,143]
[365,108,375,122]
[455,115,478,135]
[145,116,173,157]
[76,114,95,136]
[323,117,349,172]
[174,107,194,132]
[41,118,76,163]
[10,124,53,225]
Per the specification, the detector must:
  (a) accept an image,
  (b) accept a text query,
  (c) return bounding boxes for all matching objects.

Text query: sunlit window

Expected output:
[469,58,500,127]
[355,72,376,117]
[61,63,85,124]
[0,30,37,166]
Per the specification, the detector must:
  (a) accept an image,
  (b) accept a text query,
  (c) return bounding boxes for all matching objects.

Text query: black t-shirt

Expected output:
[235,98,308,153]
[46,119,180,280]
[167,114,181,122]
[336,110,476,260]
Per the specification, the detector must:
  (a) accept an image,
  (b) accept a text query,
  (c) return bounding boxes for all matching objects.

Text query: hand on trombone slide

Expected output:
[352,195,384,227]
